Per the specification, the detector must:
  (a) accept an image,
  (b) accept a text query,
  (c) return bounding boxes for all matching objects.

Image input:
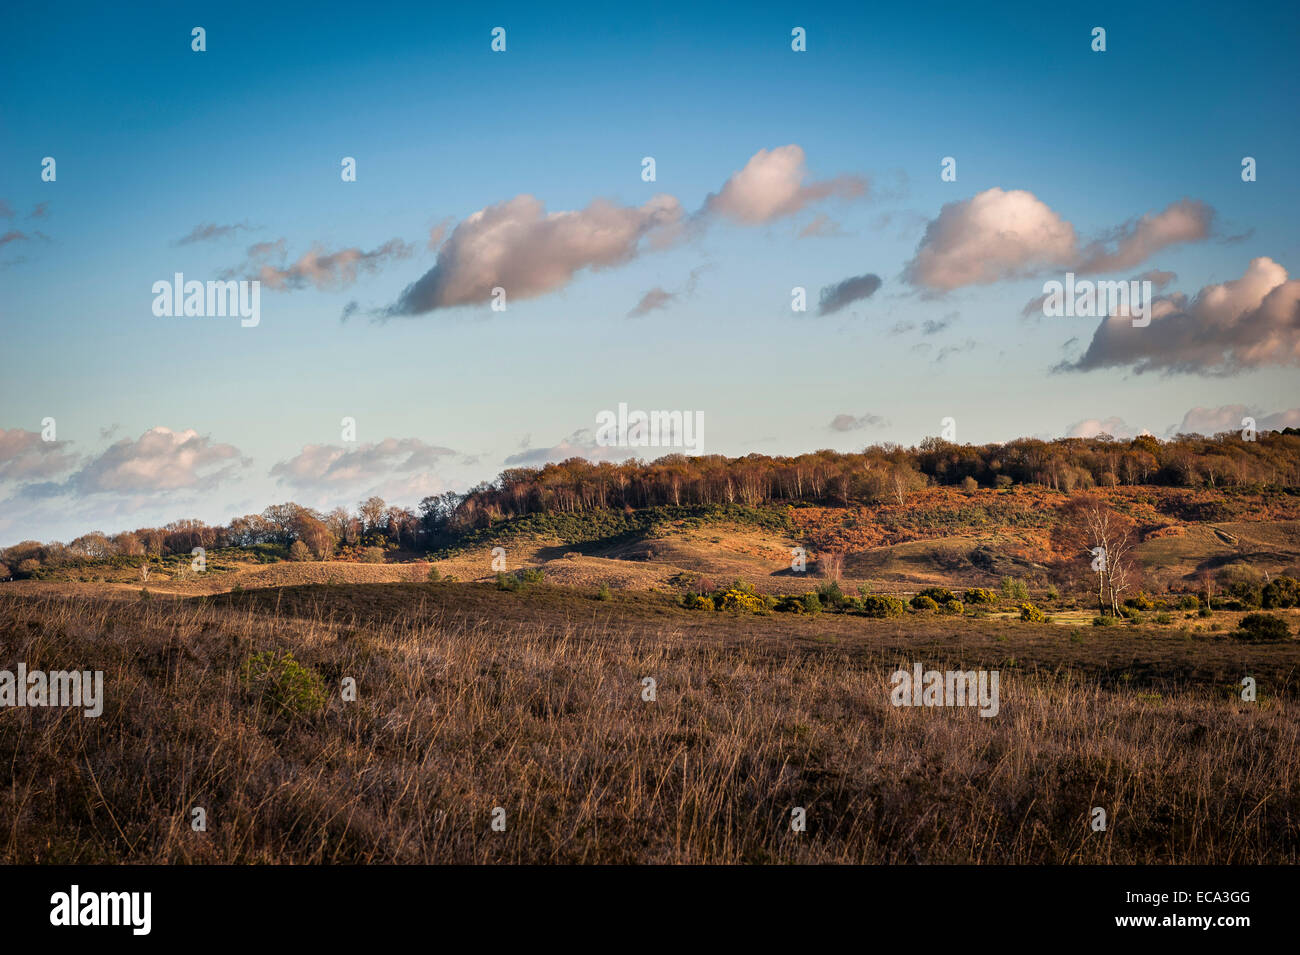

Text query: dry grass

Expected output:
[1,586,1297,864]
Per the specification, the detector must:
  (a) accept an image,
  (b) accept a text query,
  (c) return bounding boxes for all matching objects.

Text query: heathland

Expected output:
[2,432,1299,862]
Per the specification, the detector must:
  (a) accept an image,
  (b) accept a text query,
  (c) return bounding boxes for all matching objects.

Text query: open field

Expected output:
[2,582,1297,864]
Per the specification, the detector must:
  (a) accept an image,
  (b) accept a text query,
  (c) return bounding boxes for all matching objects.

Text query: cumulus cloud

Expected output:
[270,438,458,491]
[71,427,244,494]
[0,429,78,482]
[427,217,453,251]
[828,413,888,432]
[174,221,253,246]
[906,190,1213,292]
[225,238,414,291]
[704,145,866,225]
[370,146,864,317]
[1066,416,1152,440]
[1174,405,1300,436]
[1060,257,1300,375]
[818,272,882,314]
[1075,201,1213,274]
[905,188,1077,291]
[383,194,683,316]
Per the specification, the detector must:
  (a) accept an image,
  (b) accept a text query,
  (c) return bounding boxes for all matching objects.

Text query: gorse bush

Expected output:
[859,593,907,618]
[963,588,997,604]
[716,589,767,614]
[1020,603,1045,622]
[1125,591,1154,611]
[241,650,327,718]
[1235,613,1292,642]
[910,595,939,612]
[917,587,955,604]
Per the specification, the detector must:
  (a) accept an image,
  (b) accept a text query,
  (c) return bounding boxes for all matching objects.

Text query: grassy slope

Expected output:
[1,583,1296,863]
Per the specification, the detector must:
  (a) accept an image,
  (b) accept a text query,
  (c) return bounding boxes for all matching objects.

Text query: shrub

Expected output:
[1019,602,1045,622]
[596,582,612,601]
[961,476,978,492]
[427,566,442,582]
[1092,615,1116,627]
[361,546,386,564]
[816,580,852,610]
[1154,612,1173,625]
[1178,594,1200,611]
[496,572,522,592]
[1235,613,1292,642]
[718,589,767,613]
[800,592,823,615]
[1262,576,1299,609]
[910,595,939,612]
[860,593,907,618]
[518,567,546,584]
[773,595,804,613]
[941,598,964,615]
[1000,577,1029,601]
[683,593,713,610]
[241,650,327,718]
[288,540,312,562]
[962,587,997,605]
[917,587,955,604]
[1125,591,1154,611]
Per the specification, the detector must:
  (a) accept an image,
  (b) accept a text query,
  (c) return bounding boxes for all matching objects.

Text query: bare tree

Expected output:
[1052,494,1140,615]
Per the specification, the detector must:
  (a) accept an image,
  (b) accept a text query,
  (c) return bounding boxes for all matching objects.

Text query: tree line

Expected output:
[3,430,1298,575]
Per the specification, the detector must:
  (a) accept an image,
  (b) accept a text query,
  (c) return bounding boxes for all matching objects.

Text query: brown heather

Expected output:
[1,586,1297,864]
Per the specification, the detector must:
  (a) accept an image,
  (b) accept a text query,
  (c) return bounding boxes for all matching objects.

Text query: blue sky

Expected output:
[2,0,1298,544]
